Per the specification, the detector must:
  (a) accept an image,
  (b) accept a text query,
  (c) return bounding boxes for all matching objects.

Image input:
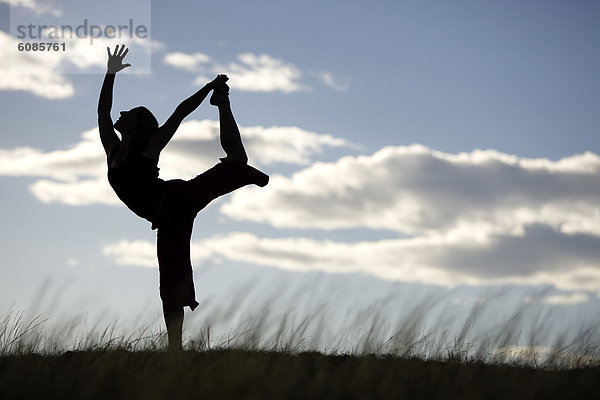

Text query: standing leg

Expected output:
[157,182,201,351]
[162,303,183,352]
[158,216,197,351]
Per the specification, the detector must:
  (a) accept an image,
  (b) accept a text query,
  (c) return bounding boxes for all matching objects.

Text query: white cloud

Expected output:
[0,31,74,98]
[315,71,350,92]
[0,127,119,205]
[220,53,306,93]
[5,116,600,293]
[2,0,63,17]
[163,52,211,71]
[164,50,348,93]
[204,231,600,292]
[30,177,119,206]
[102,239,157,267]
[0,120,353,205]
[221,145,600,238]
[226,123,356,166]
[540,292,589,305]
[0,32,154,98]
[209,145,600,292]
[102,229,600,294]
[135,120,355,180]
[0,128,104,180]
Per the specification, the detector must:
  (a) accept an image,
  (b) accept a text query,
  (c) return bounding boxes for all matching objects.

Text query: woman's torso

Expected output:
[107,142,165,225]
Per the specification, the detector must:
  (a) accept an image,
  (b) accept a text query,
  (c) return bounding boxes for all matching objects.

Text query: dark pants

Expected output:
[156,161,268,310]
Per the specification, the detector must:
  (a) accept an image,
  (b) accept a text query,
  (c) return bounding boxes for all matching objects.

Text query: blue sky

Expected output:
[1,0,600,351]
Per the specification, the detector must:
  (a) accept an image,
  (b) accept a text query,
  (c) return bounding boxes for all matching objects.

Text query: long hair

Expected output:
[129,106,158,151]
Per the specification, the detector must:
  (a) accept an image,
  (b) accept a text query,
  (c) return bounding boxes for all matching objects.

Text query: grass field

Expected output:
[1,290,599,399]
[2,348,599,400]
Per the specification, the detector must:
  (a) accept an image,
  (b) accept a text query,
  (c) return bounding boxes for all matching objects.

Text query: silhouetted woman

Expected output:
[98,45,268,351]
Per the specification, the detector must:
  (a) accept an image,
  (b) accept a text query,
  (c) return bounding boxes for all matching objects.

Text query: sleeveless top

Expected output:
[107,143,165,229]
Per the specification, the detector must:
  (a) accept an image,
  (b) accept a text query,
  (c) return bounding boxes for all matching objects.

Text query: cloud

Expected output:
[314,71,350,92]
[160,120,356,178]
[102,229,600,294]
[0,31,75,98]
[221,145,600,238]
[103,239,157,267]
[540,292,589,305]
[0,120,353,205]
[217,53,306,93]
[163,50,348,93]
[163,51,211,71]
[30,177,119,206]
[96,142,600,293]
[0,128,104,180]
[1,0,63,17]
[0,31,155,98]
[6,114,599,293]
[206,145,600,292]
[0,127,118,205]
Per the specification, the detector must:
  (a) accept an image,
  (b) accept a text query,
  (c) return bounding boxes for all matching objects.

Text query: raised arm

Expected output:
[97,44,131,156]
[152,75,228,151]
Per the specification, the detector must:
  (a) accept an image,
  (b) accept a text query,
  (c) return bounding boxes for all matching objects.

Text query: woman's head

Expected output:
[114,106,158,149]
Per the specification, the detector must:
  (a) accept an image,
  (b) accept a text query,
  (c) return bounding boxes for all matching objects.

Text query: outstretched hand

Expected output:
[106,44,131,74]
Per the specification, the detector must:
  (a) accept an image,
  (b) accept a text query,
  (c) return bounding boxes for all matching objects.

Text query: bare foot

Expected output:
[210,74,230,106]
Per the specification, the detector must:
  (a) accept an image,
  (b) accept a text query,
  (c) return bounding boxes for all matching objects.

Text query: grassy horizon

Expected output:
[2,290,600,399]
[2,287,600,368]
[2,348,599,400]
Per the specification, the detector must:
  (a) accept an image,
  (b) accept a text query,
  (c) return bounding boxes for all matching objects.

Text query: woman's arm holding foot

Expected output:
[153,75,229,152]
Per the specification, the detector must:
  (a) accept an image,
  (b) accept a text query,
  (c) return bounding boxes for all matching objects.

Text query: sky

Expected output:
[1,0,600,351]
